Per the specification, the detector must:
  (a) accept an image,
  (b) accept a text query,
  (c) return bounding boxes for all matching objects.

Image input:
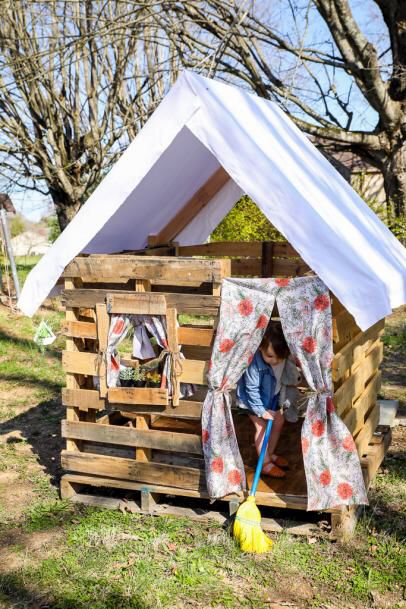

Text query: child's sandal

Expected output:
[270,454,289,468]
[261,462,286,478]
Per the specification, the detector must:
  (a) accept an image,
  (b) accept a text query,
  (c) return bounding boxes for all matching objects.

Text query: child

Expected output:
[236,321,294,478]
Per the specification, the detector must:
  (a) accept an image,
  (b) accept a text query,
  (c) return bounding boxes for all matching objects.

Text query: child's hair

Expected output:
[260,321,290,359]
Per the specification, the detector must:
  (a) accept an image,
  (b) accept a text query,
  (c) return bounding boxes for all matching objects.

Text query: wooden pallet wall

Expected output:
[60,243,385,516]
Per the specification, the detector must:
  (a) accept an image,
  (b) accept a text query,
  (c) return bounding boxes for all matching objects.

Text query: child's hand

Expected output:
[262,411,274,420]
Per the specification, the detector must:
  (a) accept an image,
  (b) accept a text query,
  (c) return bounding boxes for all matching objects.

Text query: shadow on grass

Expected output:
[0,372,63,394]
[0,397,65,486]
[0,328,62,361]
[0,572,148,609]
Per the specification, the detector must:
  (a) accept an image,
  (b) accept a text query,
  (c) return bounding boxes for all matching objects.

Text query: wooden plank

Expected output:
[177,241,299,258]
[62,388,105,411]
[64,255,230,283]
[115,400,203,419]
[96,303,109,398]
[61,451,205,490]
[178,326,214,347]
[181,345,212,361]
[167,307,180,406]
[148,167,230,246]
[63,289,221,315]
[333,342,383,416]
[62,420,203,454]
[355,403,380,457]
[62,320,97,339]
[62,472,213,500]
[331,296,346,317]
[108,387,169,405]
[333,309,361,346]
[332,320,385,381]
[179,359,209,385]
[135,415,151,462]
[231,257,310,278]
[62,351,99,376]
[106,292,167,315]
[342,372,381,436]
[231,259,262,276]
[148,416,200,433]
[361,427,392,488]
[61,471,309,511]
[64,278,82,451]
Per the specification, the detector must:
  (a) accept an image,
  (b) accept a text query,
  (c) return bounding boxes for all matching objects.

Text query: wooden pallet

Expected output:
[61,425,391,541]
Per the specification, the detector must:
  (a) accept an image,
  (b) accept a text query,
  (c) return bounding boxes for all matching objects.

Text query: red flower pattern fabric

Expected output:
[237,299,254,316]
[314,294,330,311]
[219,339,235,353]
[277,278,368,510]
[202,276,368,510]
[275,278,290,287]
[319,469,331,486]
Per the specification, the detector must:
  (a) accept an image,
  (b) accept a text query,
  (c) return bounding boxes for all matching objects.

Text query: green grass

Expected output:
[1,505,405,609]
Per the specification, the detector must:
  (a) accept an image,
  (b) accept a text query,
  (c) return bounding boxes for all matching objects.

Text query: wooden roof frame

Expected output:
[148,166,229,248]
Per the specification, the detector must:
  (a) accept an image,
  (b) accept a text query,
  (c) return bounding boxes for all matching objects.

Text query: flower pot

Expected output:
[133,380,145,388]
[146,381,160,388]
[120,379,135,388]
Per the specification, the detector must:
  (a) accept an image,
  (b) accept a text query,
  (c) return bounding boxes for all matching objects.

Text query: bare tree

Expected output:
[157,0,406,226]
[0,1,179,230]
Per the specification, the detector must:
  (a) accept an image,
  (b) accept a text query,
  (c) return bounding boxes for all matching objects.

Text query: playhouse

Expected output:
[18,72,406,538]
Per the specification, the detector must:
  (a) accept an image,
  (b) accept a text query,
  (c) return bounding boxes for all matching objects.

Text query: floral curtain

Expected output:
[202,278,277,497]
[106,315,133,388]
[277,278,368,510]
[202,276,368,511]
[106,314,194,398]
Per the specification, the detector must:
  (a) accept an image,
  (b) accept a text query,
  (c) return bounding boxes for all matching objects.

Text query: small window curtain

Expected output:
[106,314,168,388]
[106,314,193,398]
[202,276,368,511]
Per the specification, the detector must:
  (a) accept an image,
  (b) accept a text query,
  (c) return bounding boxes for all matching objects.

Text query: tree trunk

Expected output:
[50,189,82,232]
[382,139,406,220]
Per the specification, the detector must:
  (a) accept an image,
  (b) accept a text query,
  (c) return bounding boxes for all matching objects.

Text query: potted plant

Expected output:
[145,370,161,388]
[119,366,134,387]
[133,366,146,388]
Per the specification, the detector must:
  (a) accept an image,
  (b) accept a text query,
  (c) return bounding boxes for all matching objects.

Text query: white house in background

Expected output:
[11,229,50,257]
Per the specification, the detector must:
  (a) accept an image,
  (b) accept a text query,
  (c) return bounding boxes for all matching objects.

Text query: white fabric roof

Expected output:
[18,71,406,329]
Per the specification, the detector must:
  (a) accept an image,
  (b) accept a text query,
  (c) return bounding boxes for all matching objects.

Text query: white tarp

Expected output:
[18,71,406,330]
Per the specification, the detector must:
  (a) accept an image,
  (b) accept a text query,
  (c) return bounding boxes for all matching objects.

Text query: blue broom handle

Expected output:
[249,395,279,497]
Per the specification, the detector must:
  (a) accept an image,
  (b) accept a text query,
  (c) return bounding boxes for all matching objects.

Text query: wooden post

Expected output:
[135,415,151,461]
[96,303,109,399]
[166,307,180,407]
[64,279,81,451]
[0,209,20,299]
[261,241,274,278]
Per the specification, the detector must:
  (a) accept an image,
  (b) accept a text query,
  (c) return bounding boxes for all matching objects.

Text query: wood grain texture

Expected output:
[62,320,97,339]
[62,420,203,454]
[179,359,209,385]
[106,292,166,315]
[61,450,205,490]
[62,351,99,376]
[148,168,230,245]
[108,387,169,406]
[63,289,221,315]
[62,388,105,411]
[64,255,229,283]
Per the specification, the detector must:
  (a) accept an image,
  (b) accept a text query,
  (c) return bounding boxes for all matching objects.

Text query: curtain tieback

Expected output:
[295,388,332,408]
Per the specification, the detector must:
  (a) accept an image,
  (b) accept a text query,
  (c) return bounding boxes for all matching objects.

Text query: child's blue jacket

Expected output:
[236,350,277,417]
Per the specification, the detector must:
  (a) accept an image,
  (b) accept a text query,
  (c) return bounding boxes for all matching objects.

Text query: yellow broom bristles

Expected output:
[233,496,273,553]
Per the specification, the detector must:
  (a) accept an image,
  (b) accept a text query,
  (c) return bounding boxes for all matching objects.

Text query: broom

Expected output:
[233,397,279,553]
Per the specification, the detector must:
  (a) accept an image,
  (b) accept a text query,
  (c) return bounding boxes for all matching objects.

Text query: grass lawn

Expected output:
[0,299,404,609]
